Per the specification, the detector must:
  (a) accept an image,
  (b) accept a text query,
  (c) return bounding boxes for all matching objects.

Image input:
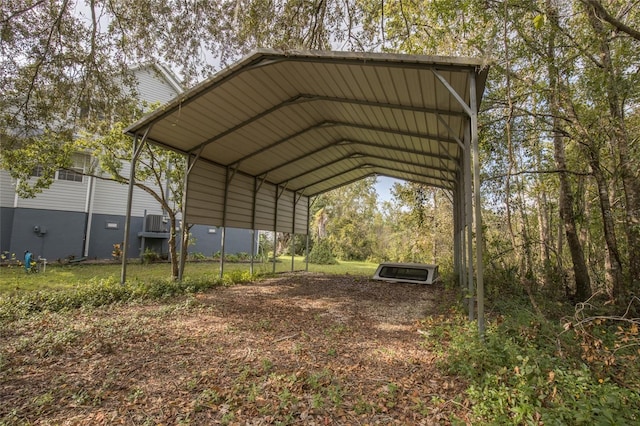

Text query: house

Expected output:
[0,64,257,262]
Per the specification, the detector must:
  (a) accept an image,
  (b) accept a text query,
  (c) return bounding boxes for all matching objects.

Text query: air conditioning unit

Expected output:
[145,215,166,232]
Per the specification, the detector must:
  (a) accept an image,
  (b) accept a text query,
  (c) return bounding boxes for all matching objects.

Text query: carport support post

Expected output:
[464,127,475,322]
[470,73,485,338]
[273,186,279,273]
[121,130,149,285]
[305,197,310,272]
[178,155,189,281]
[291,192,296,272]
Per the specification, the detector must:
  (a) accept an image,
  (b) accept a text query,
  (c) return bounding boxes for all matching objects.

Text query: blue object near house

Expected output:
[24,250,33,271]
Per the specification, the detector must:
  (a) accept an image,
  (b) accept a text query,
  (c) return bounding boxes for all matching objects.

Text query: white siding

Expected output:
[92,162,165,217]
[133,66,181,106]
[0,171,16,207]
[16,176,88,212]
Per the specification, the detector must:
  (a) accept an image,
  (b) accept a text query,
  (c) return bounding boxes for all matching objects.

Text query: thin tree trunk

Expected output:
[169,215,179,280]
[564,98,624,298]
[546,0,591,301]
[584,2,640,297]
[536,171,553,287]
[591,160,624,297]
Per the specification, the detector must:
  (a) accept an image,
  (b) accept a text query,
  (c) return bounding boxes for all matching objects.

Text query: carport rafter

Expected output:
[276,155,456,188]
[256,138,458,179]
[230,120,460,172]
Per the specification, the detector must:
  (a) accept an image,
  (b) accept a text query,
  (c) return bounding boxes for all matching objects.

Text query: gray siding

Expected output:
[0,207,15,253]
[9,208,86,261]
[87,214,144,259]
[16,178,88,212]
[188,225,256,257]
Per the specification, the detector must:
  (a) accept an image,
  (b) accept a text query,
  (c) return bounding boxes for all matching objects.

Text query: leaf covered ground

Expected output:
[1,273,469,425]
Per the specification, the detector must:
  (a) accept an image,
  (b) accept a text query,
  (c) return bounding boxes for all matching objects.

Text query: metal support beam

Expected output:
[433,68,486,337]
[306,197,310,272]
[250,177,258,276]
[464,126,475,322]
[470,73,486,338]
[291,192,297,272]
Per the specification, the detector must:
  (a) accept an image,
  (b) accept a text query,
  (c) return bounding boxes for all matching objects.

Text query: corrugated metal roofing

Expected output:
[125,49,488,232]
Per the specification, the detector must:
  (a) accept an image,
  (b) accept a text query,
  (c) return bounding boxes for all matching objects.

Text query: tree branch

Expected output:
[580,0,640,41]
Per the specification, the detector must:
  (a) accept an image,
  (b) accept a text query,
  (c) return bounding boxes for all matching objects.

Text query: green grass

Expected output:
[0,256,378,296]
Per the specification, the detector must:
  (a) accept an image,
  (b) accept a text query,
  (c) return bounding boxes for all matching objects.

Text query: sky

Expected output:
[375,176,402,204]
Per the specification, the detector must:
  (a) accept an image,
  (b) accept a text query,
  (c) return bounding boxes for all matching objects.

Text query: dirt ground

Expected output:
[0,273,469,425]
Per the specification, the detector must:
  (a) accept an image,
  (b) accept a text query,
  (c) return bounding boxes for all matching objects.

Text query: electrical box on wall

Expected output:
[33,225,47,235]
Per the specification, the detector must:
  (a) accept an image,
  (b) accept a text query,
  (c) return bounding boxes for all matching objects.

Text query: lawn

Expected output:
[0,257,379,296]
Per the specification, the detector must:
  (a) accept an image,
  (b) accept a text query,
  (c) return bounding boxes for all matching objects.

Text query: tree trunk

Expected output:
[536,174,553,288]
[584,2,640,297]
[590,149,624,298]
[169,215,179,280]
[546,0,591,301]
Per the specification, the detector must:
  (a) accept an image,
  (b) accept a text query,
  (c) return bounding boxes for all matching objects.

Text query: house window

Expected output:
[31,165,44,177]
[57,168,84,182]
[56,153,88,182]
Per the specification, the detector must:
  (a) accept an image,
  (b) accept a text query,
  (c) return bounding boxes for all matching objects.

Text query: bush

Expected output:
[141,248,160,264]
[307,239,337,265]
[428,297,640,425]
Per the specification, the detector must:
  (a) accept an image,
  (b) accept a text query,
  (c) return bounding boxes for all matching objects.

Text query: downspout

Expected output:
[83,174,96,258]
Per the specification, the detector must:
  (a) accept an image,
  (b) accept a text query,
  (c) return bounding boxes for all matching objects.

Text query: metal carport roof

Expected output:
[122,49,489,334]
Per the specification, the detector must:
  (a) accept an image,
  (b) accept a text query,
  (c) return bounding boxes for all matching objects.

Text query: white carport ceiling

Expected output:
[125,49,489,232]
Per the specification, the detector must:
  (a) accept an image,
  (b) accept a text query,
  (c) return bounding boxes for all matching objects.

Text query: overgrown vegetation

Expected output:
[420,288,640,424]
[307,239,337,265]
[0,270,253,324]
[1,263,639,422]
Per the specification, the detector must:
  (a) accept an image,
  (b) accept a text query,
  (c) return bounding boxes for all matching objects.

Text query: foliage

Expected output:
[141,248,160,265]
[0,272,254,325]
[111,244,122,261]
[307,239,337,265]
[422,294,640,425]
[313,177,380,261]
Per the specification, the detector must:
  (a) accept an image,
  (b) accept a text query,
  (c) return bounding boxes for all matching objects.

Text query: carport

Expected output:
[123,49,489,334]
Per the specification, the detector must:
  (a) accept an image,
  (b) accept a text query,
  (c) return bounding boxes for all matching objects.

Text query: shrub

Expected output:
[307,240,337,265]
[141,248,160,264]
[430,298,640,425]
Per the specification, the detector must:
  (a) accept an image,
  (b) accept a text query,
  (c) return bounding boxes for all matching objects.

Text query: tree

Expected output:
[312,177,379,261]
[77,117,188,280]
